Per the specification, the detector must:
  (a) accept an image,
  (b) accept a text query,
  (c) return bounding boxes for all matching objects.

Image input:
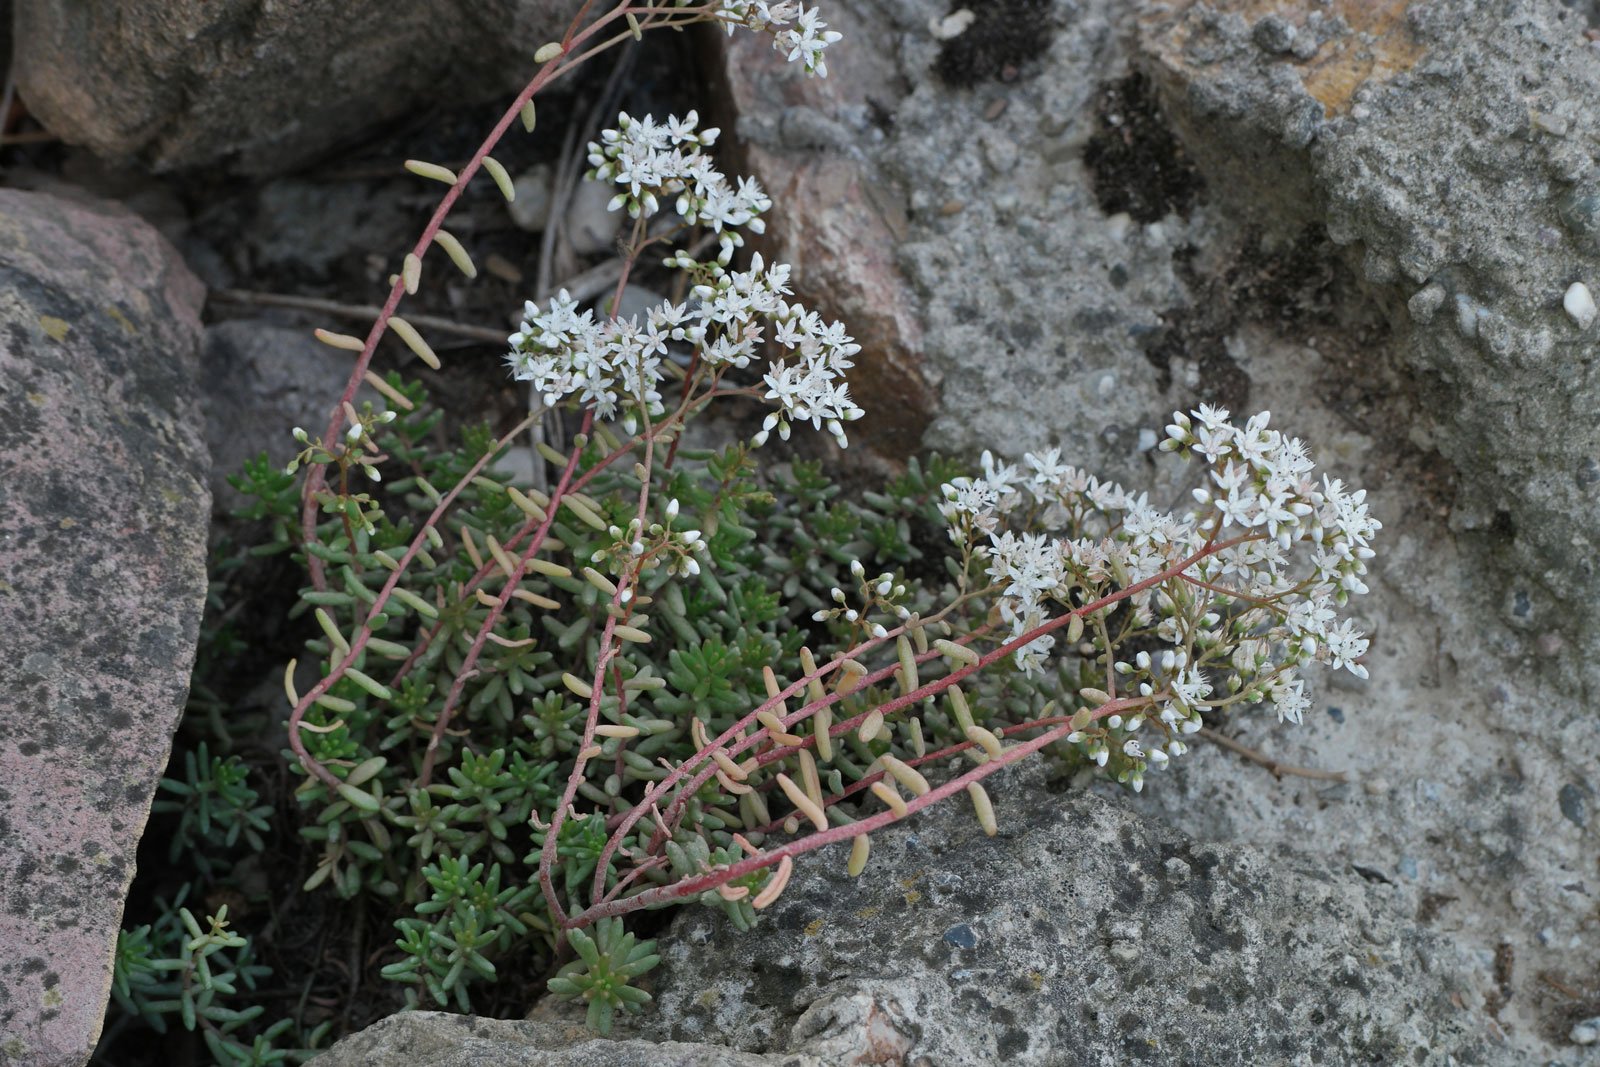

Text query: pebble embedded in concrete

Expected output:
[1251,16,1297,54]
[1408,282,1446,323]
[1558,783,1589,828]
[942,923,979,950]
[1563,281,1596,327]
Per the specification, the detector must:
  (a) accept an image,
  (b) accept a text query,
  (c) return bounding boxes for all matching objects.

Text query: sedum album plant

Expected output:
[247,0,1379,1038]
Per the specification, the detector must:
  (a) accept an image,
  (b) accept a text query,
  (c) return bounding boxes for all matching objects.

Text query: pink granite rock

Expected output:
[0,189,208,1066]
[708,11,935,462]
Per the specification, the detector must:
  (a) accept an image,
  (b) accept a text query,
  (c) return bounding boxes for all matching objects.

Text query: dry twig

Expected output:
[1196,726,1349,782]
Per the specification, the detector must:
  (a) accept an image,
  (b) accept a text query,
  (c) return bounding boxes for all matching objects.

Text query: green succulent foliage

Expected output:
[153,742,274,878]
[233,376,1068,1024]
[227,453,302,557]
[379,857,538,1010]
[546,918,660,1035]
[109,892,328,1065]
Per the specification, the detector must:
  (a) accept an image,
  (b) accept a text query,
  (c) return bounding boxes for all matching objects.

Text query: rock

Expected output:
[1572,1015,1600,1044]
[1125,10,1600,1058]
[234,179,416,282]
[1251,14,1298,54]
[336,778,1479,1066]
[1558,782,1590,829]
[1142,0,1600,660]
[566,180,622,257]
[12,1,571,174]
[509,165,556,233]
[0,189,208,1066]
[202,320,359,511]
[309,1013,794,1067]
[710,7,937,460]
[705,5,1597,1060]
[1563,281,1596,327]
[593,772,1480,1065]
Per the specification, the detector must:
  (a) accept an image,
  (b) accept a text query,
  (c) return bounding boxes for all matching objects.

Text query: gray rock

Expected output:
[602,774,1480,1065]
[0,189,208,1066]
[310,1013,793,1067]
[1144,0,1600,663]
[12,1,570,174]
[202,320,360,510]
[509,164,557,233]
[1558,782,1590,829]
[327,778,1479,1066]
[239,179,416,281]
[707,3,1597,1060]
[566,180,622,257]
[1251,15,1298,54]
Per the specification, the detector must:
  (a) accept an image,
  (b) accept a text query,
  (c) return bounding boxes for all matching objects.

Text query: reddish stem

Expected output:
[299,1,648,591]
[566,697,1151,927]
[570,535,1257,926]
[288,413,539,788]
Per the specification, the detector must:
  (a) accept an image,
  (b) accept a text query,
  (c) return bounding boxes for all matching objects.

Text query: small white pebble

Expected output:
[929,8,975,39]
[1564,282,1597,328]
[1570,1015,1600,1045]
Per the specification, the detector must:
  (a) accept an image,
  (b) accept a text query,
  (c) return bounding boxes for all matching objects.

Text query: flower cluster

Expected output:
[587,110,766,263]
[709,1,843,77]
[939,407,1380,791]
[1165,404,1380,612]
[509,111,863,447]
[507,289,667,428]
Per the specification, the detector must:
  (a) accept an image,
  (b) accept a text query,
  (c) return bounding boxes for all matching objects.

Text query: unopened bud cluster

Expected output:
[592,499,708,581]
[811,557,913,640]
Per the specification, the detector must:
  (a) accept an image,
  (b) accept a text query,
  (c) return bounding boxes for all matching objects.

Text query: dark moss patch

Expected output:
[1083,73,1203,224]
[1142,227,1358,412]
[933,0,1054,88]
